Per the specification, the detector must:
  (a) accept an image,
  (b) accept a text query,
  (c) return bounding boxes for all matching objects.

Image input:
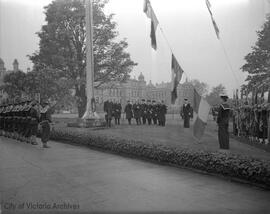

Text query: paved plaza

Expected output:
[0,136,270,213]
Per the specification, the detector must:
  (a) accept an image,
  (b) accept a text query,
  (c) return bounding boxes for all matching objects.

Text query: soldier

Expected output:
[29,100,40,145]
[23,100,32,143]
[124,100,133,125]
[114,100,122,125]
[181,98,192,128]
[159,100,167,126]
[152,100,158,125]
[133,100,141,125]
[217,94,230,151]
[141,99,147,124]
[146,100,152,125]
[104,99,113,127]
[40,101,54,148]
[0,104,3,136]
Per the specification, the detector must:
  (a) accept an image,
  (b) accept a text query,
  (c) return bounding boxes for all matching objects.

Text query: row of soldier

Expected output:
[0,100,54,148]
[103,99,167,127]
[232,102,270,144]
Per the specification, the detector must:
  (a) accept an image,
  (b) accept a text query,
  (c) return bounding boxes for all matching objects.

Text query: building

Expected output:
[94,72,194,112]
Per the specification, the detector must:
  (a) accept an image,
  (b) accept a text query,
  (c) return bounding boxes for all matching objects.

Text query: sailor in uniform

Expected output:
[217,94,230,151]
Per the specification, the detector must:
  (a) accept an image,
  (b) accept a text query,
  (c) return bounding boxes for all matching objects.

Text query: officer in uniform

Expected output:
[217,94,230,151]
[40,101,54,148]
[141,99,147,124]
[104,99,113,127]
[124,100,133,125]
[181,98,192,128]
[114,100,122,125]
[159,100,167,126]
[133,100,141,125]
[29,100,40,145]
[146,100,152,125]
[152,100,158,125]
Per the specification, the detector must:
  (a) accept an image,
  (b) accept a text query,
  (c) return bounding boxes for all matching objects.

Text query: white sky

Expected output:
[0,0,269,96]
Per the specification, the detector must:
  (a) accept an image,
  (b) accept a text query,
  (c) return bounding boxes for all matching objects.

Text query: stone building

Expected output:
[94,72,194,112]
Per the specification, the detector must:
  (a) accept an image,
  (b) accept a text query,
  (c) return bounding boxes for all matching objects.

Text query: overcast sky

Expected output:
[0,0,269,96]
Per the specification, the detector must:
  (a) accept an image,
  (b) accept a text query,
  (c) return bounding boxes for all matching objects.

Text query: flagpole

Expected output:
[82,0,99,119]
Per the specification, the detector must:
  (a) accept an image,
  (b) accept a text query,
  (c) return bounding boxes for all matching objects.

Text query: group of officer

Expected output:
[232,102,270,145]
[103,99,167,127]
[0,99,54,148]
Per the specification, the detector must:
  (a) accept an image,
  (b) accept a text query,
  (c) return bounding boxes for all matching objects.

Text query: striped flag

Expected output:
[205,0,220,39]
[171,54,184,104]
[143,0,159,50]
[193,89,211,140]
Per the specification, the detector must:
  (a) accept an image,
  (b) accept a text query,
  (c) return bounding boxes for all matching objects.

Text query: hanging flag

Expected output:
[143,0,159,50]
[236,89,239,106]
[205,0,220,39]
[193,89,211,140]
[171,54,184,104]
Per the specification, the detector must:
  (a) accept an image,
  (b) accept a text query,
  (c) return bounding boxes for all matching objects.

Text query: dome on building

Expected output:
[13,59,18,65]
[138,72,145,81]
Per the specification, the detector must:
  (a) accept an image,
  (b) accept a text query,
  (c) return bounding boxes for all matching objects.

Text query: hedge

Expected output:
[49,128,270,188]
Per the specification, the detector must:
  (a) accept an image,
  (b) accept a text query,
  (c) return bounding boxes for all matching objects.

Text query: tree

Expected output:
[241,15,270,92]
[206,84,227,106]
[1,71,27,99]
[190,79,209,96]
[29,0,137,117]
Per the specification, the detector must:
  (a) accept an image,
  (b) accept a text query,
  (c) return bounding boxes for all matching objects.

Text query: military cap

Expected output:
[220,93,228,98]
[152,100,156,103]
[142,99,145,102]
[184,98,188,101]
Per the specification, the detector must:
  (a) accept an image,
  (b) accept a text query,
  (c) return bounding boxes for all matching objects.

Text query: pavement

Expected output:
[1,136,270,213]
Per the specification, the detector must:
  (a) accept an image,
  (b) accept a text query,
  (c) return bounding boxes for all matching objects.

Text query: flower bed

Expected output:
[49,127,270,188]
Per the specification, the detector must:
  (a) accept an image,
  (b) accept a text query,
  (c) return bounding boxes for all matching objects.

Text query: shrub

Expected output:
[49,127,270,188]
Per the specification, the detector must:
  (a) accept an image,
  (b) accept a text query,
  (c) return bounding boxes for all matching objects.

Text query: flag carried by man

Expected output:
[193,89,211,140]
[205,0,220,39]
[171,54,184,104]
[143,0,159,50]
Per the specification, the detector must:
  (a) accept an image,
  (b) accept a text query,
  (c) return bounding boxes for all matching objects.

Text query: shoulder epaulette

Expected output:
[220,103,230,110]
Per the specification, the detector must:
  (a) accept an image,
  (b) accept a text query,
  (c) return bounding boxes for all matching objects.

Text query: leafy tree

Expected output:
[29,0,137,117]
[206,84,227,106]
[241,15,270,91]
[1,70,27,99]
[190,79,209,96]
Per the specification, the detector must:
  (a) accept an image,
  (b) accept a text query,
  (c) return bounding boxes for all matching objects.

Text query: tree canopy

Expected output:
[206,84,227,106]
[29,0,137,117]
[241,15,270,92]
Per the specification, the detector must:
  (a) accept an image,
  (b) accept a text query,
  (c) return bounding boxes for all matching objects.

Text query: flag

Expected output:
[171,54,184,104]
[205,0,220,39]
[236,89,239,106]
[143,0,159,50]
[193,89,211,140]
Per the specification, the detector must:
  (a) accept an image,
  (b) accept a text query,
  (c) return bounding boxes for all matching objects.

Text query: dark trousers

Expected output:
[142,116,146,124]
[147,118,152,125]
[135,118,141,125]
[127,118,131,125]
[41,121,50,143]
[153,117,157,125]
[115,118,120,125]
[184,115,190,128]
[218,124,229,149]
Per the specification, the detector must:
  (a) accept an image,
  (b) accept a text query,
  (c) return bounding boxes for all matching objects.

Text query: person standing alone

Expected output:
[217,94,230,151]
[181,98,192,128]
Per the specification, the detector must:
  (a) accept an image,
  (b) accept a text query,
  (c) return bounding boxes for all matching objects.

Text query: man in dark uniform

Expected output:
[181,98,192,128]
[141,99,147,124]
[104,99,113,127]
[133,100,141,125]
[217,94,230,151]
[159,100,167,126]
[114,100,122,125]
[124,100,133,125]
[152,100,158,125]
[29,100,40,145]
[146,100,152,125]
[40,101,54,148]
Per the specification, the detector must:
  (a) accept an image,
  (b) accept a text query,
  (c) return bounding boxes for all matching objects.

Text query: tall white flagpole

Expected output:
[82,0,99,119]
